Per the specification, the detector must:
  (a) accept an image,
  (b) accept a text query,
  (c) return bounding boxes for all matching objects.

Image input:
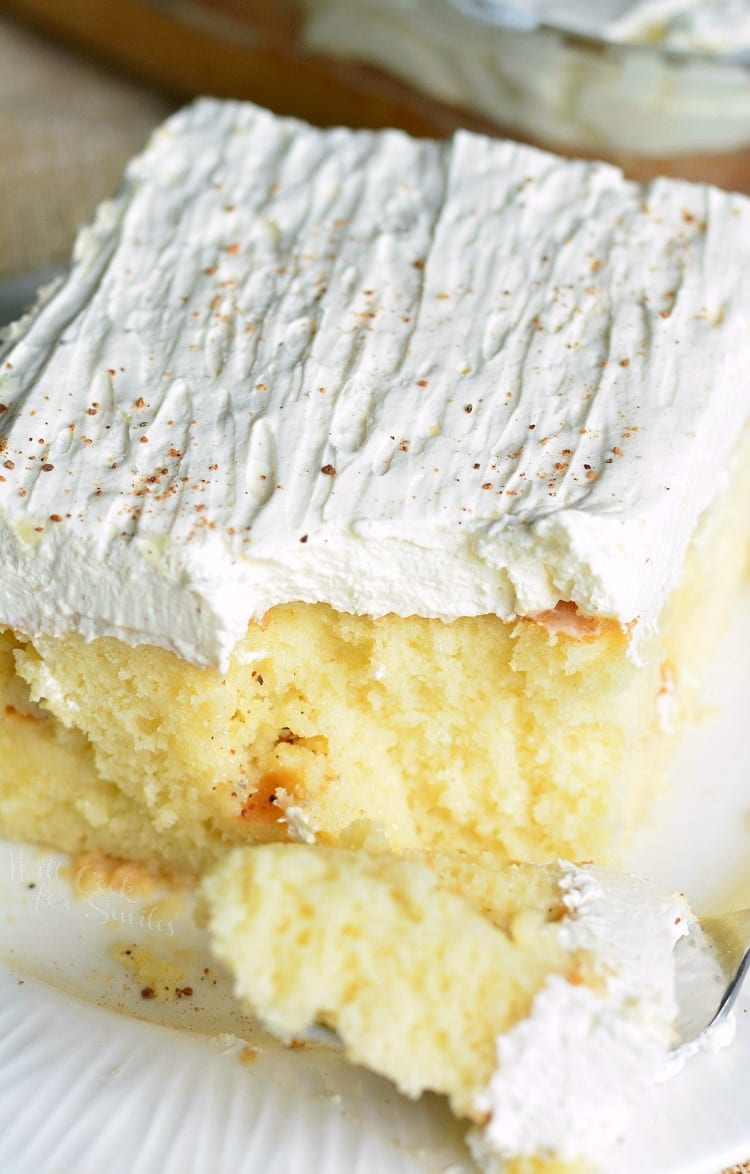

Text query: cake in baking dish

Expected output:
[201,842,697,1172]
[0,99,748,874]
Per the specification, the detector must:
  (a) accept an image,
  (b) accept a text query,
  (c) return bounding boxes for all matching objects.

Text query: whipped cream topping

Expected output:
[1,100,749,669]
[471,863,694,1169]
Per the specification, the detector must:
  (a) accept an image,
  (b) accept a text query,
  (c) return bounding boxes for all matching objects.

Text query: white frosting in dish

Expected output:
[454,0,750,52]
[471,863,696,1169]
[302,1,750,155]
[305,0,750,54]
[605,0,750,51]
[1,100,749,669]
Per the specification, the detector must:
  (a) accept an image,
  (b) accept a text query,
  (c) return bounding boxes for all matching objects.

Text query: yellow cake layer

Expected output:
[201,844,671,1172]
[1,433,748,875]
[200,845,571,1119]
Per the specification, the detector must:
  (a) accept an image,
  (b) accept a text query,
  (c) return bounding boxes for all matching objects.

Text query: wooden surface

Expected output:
[0,0,495,137]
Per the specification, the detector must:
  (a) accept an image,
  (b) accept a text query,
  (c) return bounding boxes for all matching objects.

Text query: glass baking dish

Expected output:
[5,0,750,189]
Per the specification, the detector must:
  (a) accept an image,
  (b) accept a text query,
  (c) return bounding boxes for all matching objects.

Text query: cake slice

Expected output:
[0,99,748,874]
[200,843,699,1172]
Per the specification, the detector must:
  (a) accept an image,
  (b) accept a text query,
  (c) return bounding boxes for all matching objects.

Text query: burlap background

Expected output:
[0,14,170,278]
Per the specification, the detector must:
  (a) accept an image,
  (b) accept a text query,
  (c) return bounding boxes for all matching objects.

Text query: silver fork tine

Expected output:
[699,911,750,1025]
[674,909,750,1056]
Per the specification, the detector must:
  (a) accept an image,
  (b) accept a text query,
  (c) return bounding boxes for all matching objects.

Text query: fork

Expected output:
[673,909,750,1055]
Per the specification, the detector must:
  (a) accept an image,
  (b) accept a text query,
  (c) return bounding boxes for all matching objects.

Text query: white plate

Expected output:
[0,247,748,1174]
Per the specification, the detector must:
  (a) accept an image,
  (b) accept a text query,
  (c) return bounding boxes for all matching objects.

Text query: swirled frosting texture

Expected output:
[0,100,749,668]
